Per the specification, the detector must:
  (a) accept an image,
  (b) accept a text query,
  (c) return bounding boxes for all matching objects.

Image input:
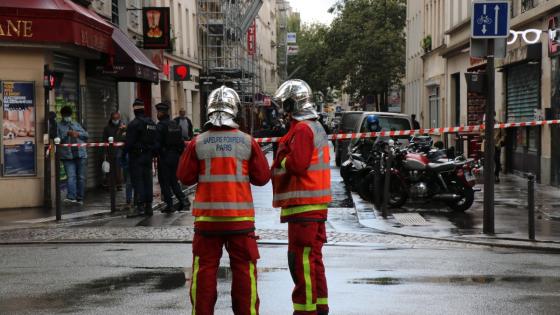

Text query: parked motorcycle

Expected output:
[385,146,477,212]
[341,145,374,192]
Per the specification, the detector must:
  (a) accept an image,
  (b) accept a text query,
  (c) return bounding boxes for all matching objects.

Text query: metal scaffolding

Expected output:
[197,0,263,132]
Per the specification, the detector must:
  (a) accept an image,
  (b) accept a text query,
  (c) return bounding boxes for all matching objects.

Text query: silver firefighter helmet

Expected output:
[206,86,240,128]
[273,79,318,121]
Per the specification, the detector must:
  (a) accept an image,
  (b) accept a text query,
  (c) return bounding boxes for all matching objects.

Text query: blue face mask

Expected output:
[112,120,120,125]
[63,116,72,123]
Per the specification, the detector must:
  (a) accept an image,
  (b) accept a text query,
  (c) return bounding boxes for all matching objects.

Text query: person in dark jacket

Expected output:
[57,106,89,205]
[103,112,133,205]
[174,109,194,141]
[125,99,158,217]
[156,101,188,213]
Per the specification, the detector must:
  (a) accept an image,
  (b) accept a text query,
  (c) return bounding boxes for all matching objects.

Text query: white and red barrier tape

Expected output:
[255,119,560,143]
[44,119,560,148]
[56,142,126,148]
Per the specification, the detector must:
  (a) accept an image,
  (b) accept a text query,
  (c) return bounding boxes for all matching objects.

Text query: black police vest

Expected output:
[164,121,183,148]
[140,118,157,147]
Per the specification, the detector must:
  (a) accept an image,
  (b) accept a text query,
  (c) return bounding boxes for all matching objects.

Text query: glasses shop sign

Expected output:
[1,81,36,177]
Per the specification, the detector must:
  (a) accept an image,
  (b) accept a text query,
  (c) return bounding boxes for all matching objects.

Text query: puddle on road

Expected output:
[349,276,560,286]
[0,266,287,313]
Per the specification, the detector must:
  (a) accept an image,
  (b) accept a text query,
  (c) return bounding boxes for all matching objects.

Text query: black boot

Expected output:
[177,199,190,212]
[162,204,175,214]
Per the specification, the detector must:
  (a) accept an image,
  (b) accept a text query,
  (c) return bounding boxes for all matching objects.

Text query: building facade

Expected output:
[92,0,202,129]
[404,0,424,122]
[406,0,560,185]
[0,0,160,208]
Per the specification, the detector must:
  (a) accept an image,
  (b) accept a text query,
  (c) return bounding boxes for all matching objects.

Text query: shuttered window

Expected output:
[506,64,540,123]
[83,76,118,189]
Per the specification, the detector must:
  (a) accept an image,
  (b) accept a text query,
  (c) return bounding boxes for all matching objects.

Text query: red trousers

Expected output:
[190,232,260,315]
[288,221,329,315]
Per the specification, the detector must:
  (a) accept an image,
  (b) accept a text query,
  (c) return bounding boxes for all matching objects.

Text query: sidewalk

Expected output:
[0,175,195,230]
[352,174,560,251]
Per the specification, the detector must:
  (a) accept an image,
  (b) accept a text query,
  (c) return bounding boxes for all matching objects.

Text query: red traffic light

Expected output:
[173,65,190,81]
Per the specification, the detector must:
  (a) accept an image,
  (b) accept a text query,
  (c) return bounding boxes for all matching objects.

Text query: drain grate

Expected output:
[392,213,428,226]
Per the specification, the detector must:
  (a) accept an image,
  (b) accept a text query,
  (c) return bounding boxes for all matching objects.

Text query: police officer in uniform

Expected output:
[125,99,158,217]
[155,101,188,213]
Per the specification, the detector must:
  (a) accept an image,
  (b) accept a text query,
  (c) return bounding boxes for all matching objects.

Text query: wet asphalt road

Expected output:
[0,243,559,315]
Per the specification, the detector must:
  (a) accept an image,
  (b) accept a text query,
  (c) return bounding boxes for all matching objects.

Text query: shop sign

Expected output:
[248,21,256,55]
[142,7,171,49]
[287,45,299,55]
[548,15,560,56]
[0,18,33,38]
[1,81,36,177]
[0,16,112,54]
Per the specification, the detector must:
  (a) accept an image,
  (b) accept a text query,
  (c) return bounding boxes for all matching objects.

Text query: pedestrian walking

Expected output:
[103,112,133,206]
[156,101,188,213]
[57,106,89,205]
[125,99,158,217]
[271,79,332,315]
[174,109,194,141]
[177,86,271,315]
[481,112,506,183]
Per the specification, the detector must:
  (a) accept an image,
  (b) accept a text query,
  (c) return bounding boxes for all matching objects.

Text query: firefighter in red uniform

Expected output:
[177,86,271,315]
[271,79,332,315]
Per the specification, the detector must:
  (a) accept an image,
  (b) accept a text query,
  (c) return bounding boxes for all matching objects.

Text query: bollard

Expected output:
[528,173,536,241]
[381,140,395,219]
[108,137,116,213]
[54,138,62,221]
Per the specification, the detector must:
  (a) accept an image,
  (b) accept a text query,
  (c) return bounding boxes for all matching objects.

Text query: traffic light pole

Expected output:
[483,39,496,235]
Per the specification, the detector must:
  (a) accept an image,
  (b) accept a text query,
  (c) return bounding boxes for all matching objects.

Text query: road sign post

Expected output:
[483,39,496,235]
[471,0,510,235]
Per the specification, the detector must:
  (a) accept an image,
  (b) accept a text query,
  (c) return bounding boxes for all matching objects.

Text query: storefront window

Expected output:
[1,81,36,176]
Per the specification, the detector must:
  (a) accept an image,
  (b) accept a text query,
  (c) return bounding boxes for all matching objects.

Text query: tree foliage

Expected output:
[288,0,406,105]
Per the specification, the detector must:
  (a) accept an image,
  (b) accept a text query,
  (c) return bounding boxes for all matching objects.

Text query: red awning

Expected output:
[0,0,113,54]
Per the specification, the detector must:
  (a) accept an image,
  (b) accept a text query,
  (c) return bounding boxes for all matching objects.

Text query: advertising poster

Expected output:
[2,81,36,176]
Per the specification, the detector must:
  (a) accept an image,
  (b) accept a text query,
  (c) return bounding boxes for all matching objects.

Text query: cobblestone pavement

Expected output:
[0,224,484,248]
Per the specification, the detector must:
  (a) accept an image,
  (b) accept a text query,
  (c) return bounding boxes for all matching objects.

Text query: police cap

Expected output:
[155,101,171,112]
[132,98,144,110]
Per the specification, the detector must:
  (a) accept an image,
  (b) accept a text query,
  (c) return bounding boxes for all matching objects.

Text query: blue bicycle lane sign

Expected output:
[471,1,510,38]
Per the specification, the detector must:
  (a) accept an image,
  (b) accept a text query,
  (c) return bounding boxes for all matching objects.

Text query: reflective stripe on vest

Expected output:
[272,120,332,210]
[193,130,255,218]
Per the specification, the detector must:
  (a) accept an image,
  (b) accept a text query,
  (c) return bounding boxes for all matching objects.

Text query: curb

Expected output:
[349,189,560,253]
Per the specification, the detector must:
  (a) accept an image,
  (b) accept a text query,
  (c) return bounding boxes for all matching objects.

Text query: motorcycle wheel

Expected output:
[388,174,408,208]
[446,181,475,212]
[358,172,376,202]
[350,172,366,192]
